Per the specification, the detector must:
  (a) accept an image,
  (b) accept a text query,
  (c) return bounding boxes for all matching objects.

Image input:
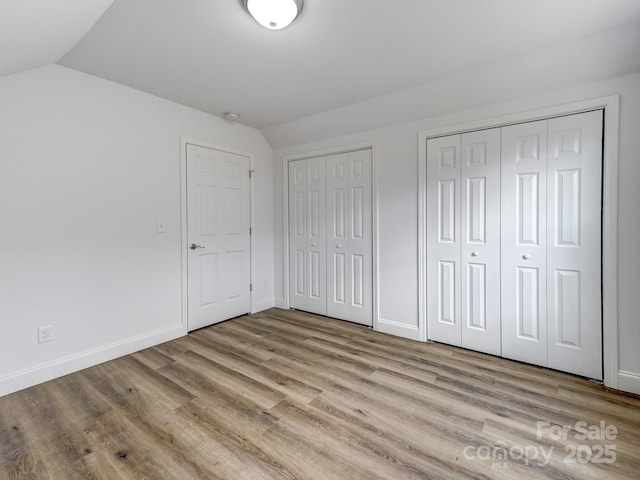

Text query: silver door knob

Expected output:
[471,251,479,257]
[311,242,317,247]
[522,254,531,260]
[190,244,205,250]
[336,244,342,249]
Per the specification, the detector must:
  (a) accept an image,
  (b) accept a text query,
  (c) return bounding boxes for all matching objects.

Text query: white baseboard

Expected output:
[0,323,185,398]
[375,317,421,341]
[617,370,640,395]
[252,297,275,314]
[274,297,286,309]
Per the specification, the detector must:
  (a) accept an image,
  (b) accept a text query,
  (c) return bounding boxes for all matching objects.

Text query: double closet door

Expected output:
[288,149,373,326]
[426,110,603,379]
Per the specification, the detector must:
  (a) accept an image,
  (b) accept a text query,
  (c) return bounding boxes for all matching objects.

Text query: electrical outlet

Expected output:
[38,326,53,344]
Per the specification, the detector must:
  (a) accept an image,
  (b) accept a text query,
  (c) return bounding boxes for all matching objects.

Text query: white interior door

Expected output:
[187,144,251,331]
[460,129,501,355]
[546,111,602,379]
[326,150,373,326]
[501,120,549,366]
[427,135,462,346]
[288,157,327,315]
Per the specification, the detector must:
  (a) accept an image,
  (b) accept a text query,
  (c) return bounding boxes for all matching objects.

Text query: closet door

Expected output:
[460,129,501,355]
[546,111,602,379]
[501,120,548,367]
[427,130,501,354]
[427,135,462,345]
[326,150,373,326]
[288,157,327,315]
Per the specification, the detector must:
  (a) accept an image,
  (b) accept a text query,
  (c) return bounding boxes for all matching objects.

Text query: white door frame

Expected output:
[282,142,379,329]
[180,136,254,333]
[418,95,620,388]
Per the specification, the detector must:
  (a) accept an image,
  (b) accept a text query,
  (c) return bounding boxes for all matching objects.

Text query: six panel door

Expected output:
[186,144,251,331]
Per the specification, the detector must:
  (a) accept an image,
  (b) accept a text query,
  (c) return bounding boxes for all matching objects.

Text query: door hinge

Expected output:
[250,283,253,292]
[249,169,255,179]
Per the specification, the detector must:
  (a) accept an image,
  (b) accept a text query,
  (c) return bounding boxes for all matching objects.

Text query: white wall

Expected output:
[0,65,274,396]
[272,71,640,394]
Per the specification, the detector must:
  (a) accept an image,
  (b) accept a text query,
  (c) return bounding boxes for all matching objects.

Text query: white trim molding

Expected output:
[618,371,640,394]
[418,95,620,389]
[0,323,184,397]
[376,317,421,341]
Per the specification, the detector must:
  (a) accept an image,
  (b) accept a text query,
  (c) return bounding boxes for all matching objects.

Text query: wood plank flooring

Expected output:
[1,308,639,479]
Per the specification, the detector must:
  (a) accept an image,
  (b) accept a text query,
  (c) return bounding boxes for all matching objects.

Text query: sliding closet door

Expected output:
[326,150,373,326]
[426,135,462,346]
[546,111,602,379]
[460,129,501,355]
[501,120,549,367]
[288,157,327,315]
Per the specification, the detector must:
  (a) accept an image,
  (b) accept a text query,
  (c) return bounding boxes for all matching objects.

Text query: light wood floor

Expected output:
[1,308,639,479]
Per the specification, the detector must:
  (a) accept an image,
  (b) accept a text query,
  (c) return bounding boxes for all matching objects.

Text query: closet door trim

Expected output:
[419,95,620,388]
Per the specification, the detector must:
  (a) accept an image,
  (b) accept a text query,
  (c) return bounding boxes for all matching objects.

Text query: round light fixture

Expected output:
[242,0,304,30]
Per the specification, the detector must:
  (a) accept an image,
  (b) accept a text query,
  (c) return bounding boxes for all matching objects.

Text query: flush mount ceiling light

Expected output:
[242,0,304,30]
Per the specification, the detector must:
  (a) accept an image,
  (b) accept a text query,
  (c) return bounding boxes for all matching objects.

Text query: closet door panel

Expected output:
[306,156,327,315]
[547,111,603,379]
[460,129,501,355]
[327,153,349,320]
[348,150,373,325]
[289,160,308,310]
[501,120,548,367]
[327,150,372,325]
[288,158,326,315]
[427,135,462,346]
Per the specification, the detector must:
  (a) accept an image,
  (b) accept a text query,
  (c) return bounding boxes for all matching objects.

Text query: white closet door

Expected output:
[460,129,501,355]
[546,111,602,379]
[288,158,327,315]
[501,121,548,366]
[289,160,308,311]
[327,150,373,326]
[427,135,462,346]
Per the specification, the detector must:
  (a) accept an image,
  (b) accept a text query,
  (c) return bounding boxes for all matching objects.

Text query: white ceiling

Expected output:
[0,0,113,78]
[4,0,640,131]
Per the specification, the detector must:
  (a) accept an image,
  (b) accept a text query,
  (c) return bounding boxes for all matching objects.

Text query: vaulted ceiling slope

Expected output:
[0,0,113,78]
[4,1,640,133]
[58,0,640,130]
